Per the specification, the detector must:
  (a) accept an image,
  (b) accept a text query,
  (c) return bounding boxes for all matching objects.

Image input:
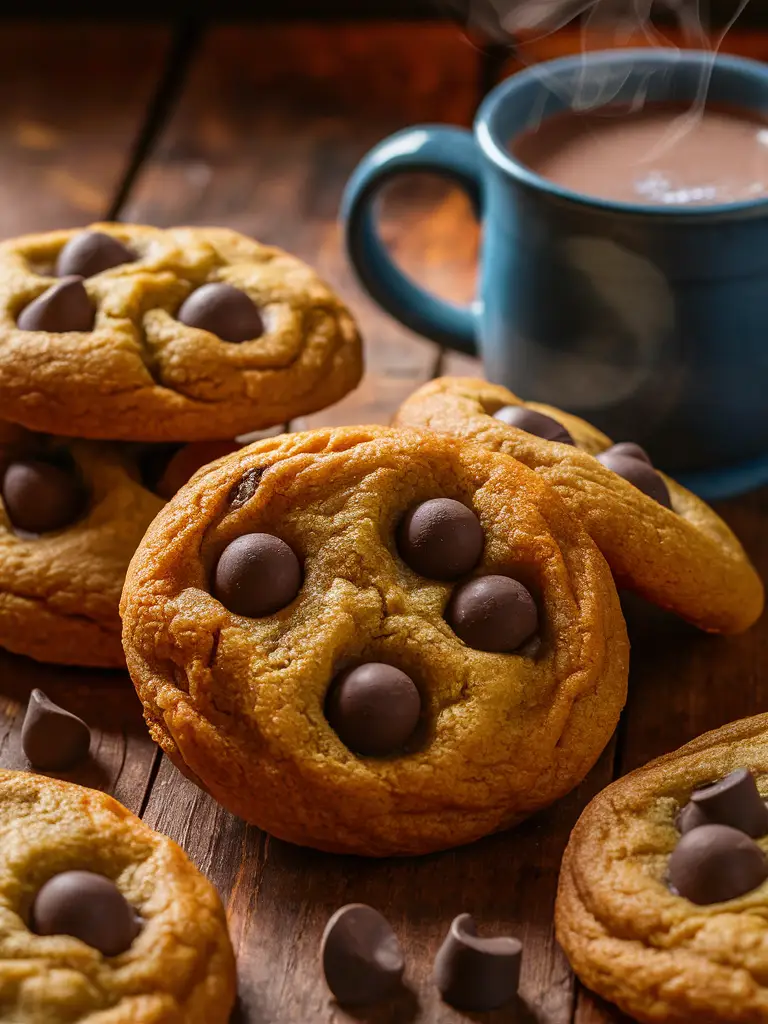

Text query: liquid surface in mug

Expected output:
[511,102,768,206]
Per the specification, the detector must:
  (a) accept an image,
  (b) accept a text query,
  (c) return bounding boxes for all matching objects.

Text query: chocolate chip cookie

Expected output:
[395,378,764,634]
[556,714,768,1023]
[0,768,235,1023]
[121,426,629,856]
[0,422,238,667]
[0,224,363,441]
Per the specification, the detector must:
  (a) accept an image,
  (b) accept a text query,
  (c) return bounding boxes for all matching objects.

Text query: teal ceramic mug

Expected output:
[342,49,768,499]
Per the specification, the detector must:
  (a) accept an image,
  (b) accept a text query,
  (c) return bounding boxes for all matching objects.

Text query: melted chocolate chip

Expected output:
[493,405,574,445]
[154,441,240,500]
[682,769,768,838]
[2,458,87,534]
[446,575,538,653]
[17,277,95,333]
[326,663,421,756]
[597,444,671,508]
[214,533,301,617]
[228,467,265,510]
[21,690,90,771]
[668,824,768,904]
[33,871,140,956]
[55,231,135,278]
[434,913,522,1012]
[177,283,264,343]
[397,498,483,582]
[321,904,404,1005]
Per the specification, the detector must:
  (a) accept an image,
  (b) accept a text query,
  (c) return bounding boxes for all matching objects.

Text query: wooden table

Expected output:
[0,19,766,1024]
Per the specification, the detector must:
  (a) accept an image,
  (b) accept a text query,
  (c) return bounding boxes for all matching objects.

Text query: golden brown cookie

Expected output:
[121,426,629,856]
[0,768,235,1023]
[556,714,768,1024]
[395,378,764,634]
[0,223,363,441]
[0,423,239,667]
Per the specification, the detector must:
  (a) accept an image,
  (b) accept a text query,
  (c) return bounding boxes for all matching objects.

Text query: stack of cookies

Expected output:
[0,223,363,668]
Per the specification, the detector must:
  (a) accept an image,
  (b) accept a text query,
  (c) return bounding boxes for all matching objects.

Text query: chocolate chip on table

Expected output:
[447,575,538,653]
[397,498,483,581]
[17,276,95,333]
[177,282,264,343]
[1,458,87,534]
[668,823,768,904]
[21,690,91,771]
[214,533,301,617]
[325,663,421,756]
[679,769,768,838]
[493,405,575,445]
[32,870,140,956]
[55,231,135,278]
[597,443,672,508]
[434,913,522,1012]
[321,903,404,1005]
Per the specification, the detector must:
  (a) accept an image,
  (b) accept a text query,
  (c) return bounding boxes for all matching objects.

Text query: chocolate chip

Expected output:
[397,498,483,581]
[607,441,652,464]
[55,231,135,278]
[597,444,671,508]
[154,440,240,500]
[32,870,140,956]
[325,663,421,756]
[21,690,91,771]
[434,913,522,1012]
[668,824,768,904]
[177,282,264,343]
[214,533,301,617]
[321,904,404,1005]
[446,575,538,653]
[228,467,264,510]
[677,801,710,835]
[2,458,87,533]
[685,769,768,838]
[493,405,574,445]
[17,277,95,333]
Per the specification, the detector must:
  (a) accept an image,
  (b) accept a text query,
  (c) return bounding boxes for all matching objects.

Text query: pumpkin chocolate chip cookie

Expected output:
[395,377,764,635]
[121,426,629,856]
[0,223,363,441]
[0,768,235,1023]
[556,714,768,1024]
[0,421,238,667]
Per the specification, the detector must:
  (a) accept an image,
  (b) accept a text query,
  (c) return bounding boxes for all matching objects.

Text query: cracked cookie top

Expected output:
[0,224,363,441]
[556,714,768,1024]
[0,769,235,1024]
[395,377,764,635]
[120,426,629,856]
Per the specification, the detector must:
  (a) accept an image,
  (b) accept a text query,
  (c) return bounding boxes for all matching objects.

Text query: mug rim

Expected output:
[476,48,768,217]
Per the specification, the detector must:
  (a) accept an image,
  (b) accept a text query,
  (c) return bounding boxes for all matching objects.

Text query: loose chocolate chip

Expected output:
[17,277,95,333]
[607,441,652,464]
[55,231,135,278]
[687,769,768,839]
[447,575,538,653]
[321,904,404,1005]
[668,824,768,904]
[326,663,421,757]
[434,913,522,1012]
[493,405,575,445]
[21,690,90,771]
[154,440,240,500]
[2,459,87,533]
[397,498,483,581]
[214,533,301,617]
[177,282,264,343]
[597,444,671,508]
[33,870,140,956]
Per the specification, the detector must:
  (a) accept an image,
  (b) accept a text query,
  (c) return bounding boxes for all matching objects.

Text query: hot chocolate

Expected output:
[512,103,768,206]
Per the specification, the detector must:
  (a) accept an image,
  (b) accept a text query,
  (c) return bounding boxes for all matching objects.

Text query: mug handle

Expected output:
[341,125,482,356]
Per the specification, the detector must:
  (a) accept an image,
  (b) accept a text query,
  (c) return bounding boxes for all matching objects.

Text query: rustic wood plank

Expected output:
[0,21,171,815]
[124,23,480,427]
